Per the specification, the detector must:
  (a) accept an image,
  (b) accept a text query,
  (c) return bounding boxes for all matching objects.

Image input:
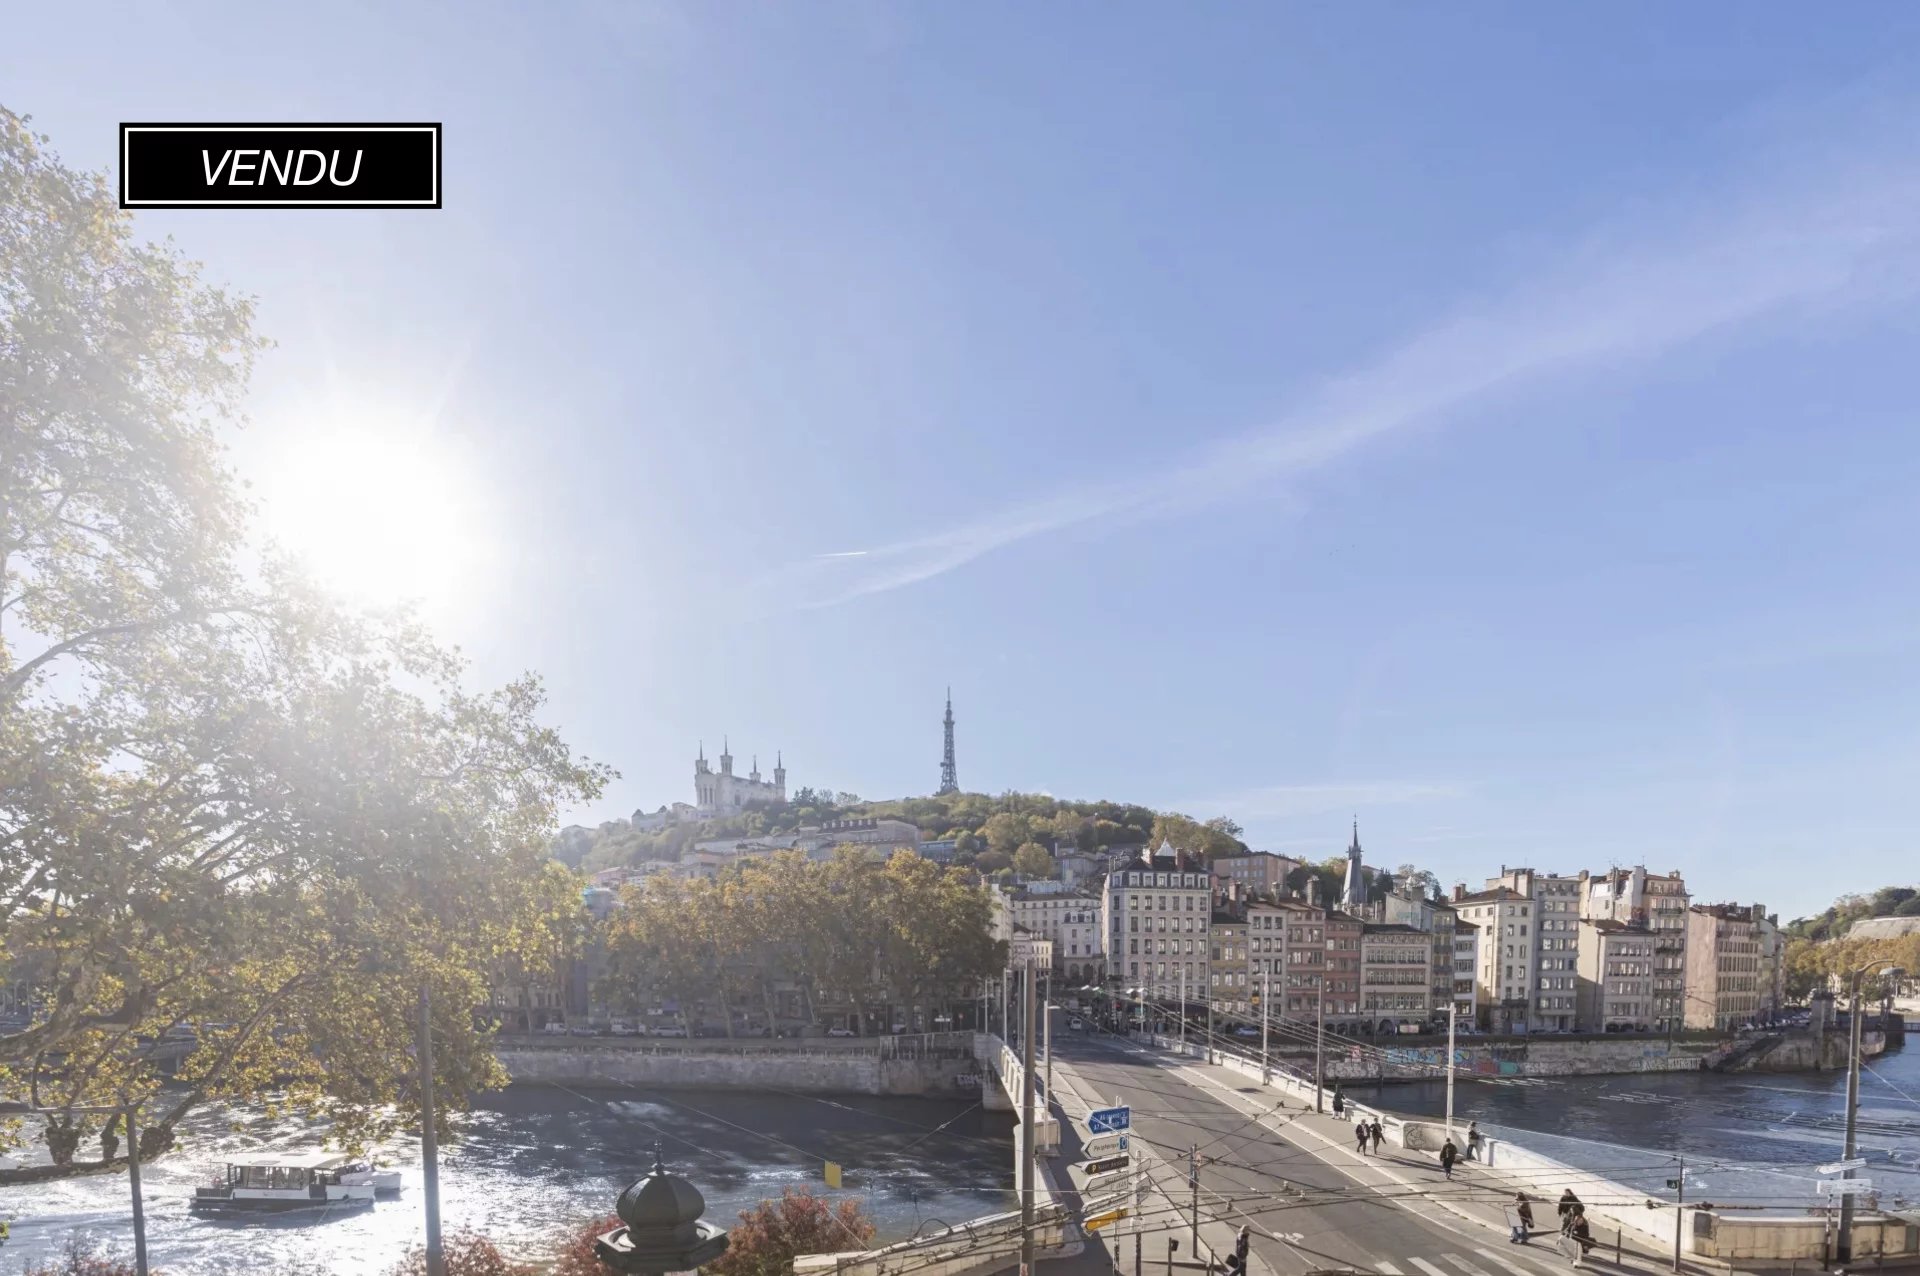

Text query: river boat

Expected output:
[191,1152,378,1215]
[338,1161,403,1193]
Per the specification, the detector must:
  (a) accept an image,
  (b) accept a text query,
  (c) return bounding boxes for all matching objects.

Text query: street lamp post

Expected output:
[1838,961,1903,1264]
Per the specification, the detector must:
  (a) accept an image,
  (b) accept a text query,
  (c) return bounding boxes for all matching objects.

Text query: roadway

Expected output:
[1043,1029,1682,1276]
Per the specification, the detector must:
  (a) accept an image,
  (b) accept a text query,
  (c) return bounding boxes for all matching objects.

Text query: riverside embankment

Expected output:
[491,1031,983,1095]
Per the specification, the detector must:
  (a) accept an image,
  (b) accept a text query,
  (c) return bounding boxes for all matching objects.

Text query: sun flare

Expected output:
[255,424,485,610]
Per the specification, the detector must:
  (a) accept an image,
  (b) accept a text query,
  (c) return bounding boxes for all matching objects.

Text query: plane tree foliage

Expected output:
[597,849,1003,1034]
[0,109,609,1176]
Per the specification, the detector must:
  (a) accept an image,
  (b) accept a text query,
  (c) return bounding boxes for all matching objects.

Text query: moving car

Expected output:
[826,1026,856,1037]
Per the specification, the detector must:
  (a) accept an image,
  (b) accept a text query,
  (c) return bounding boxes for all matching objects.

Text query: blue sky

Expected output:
[10,4,1920,920]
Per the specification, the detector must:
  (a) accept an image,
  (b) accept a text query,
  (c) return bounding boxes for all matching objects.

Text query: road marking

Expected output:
[1472,1246,1538,1276]
[1377,1263,1404,1274]
[1408,1259,1452,1276]
[1444,1255,1494,1276]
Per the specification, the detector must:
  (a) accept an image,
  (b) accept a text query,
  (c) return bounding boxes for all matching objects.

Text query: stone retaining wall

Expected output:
[495,1043,981,1096]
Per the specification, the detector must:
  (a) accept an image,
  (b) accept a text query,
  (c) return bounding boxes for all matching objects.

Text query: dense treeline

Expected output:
[597,848,1002,1033]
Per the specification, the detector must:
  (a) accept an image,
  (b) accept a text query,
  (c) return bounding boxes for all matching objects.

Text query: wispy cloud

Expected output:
[769,104,1920,609]
[1181,781,1463,822]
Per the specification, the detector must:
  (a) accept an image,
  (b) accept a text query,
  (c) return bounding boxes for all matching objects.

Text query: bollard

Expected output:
[1615,1228,1621,1265]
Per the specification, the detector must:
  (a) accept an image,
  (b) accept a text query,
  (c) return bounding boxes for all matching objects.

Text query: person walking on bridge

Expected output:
[1355,1121,1370,1156]
[1466,1120,1482,1161]
[1439,1137,1458,1179]
[1369,1119,1384,1154]
[1509,1193,1534,1244]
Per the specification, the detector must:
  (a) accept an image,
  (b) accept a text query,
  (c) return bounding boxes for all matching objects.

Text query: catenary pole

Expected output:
[1445,1003,1456,1142]
[1314,978,1326,1114]
[1020,960,1037,1276]
[419,985,445,1276]
[1260,966,1271,1085]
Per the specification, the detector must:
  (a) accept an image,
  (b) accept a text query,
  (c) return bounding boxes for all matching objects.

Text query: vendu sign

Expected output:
[120,124,440,208]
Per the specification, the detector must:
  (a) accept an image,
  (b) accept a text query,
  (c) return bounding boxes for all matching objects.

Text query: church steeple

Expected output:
[1341,817,1365,909]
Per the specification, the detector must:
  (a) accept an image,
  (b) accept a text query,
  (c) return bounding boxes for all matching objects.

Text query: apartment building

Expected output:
[1213,852,1299,897]
[1210,913,1251,1017]
[1489,868,1582,1031]
[1103,845,1212,1003]
[1576,919,1658,1031]
[1685,903,1778,1030]
[1325,910,1364,1028]
[1583,867,1690,1033]
[1452,921,1480,1021]
[1379,887,1460,1029]
[1278,899,1329,1020]
[1451,885,1533,1032]
[1360,923,1431,1031]
[993,885,1104,983]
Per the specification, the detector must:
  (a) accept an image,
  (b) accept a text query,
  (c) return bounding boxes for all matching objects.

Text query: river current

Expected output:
[1347,1039,1920,1212]
[0,1087,1014,1275]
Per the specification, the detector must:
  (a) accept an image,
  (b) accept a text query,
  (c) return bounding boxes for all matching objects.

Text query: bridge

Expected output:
[799,1026,1920,1275]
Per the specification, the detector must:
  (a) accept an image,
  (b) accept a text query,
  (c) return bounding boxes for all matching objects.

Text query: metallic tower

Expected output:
[938,688,959,795]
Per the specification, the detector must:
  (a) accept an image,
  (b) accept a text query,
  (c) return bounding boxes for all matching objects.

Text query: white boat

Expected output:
[191,1152,378,1215]
[338,1161,403,1193]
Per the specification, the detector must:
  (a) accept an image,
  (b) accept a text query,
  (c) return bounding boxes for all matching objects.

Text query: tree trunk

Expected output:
[43,1120,82,1167]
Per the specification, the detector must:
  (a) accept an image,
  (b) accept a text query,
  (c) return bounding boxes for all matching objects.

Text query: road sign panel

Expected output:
[1665,1179,1682,1190]
[1085,1208,1129,1232]
[1120,1135,1130,1152]
[1084,1134,1122,1159]
[1818,1158,1867,1174]
[1088,1105,1131,1134]
[1818,1179,1872,1195]
[1084,1155,1132,1176]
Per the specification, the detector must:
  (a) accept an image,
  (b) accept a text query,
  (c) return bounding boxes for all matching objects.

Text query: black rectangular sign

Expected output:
[1084,1155,1131,1176]
[120,123,440,208]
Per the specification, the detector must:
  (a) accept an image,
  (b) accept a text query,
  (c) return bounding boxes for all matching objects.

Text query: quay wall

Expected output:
[1252,1035,1720,1081]
[493,1036,982,1097]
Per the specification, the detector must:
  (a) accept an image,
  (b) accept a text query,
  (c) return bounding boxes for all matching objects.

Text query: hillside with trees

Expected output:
[1786,884,1920,941]
[559,789,1257,874]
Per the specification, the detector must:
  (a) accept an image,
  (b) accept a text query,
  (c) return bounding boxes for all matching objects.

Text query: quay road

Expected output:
[1042,1031,1712,1276]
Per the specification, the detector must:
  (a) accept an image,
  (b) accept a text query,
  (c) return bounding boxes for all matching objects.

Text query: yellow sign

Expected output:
[824,1161,843,1189]
[1085,1208,1129,1231]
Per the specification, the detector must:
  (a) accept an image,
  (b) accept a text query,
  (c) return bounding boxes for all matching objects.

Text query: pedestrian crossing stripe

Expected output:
[1472,1248,1540,1276]
[1376,1264,1403,1274]
[1407,1258,1451,1276]
[1444,1254,1495,1276]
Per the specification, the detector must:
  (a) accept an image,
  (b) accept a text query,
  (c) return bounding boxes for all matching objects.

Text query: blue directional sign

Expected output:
[1088,1105,1131,1134]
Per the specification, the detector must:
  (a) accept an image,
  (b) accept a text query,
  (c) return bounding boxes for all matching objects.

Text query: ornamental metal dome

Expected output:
[595,1150,730,1274]
[615,1151,707,1238]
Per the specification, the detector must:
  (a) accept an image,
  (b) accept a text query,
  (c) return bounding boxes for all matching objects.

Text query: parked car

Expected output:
[650,1024,688,1038]
[1232,1025,1260,1038]
[1068,1017,1085,1031]
[826,1026,856,1038]
[540,1022,570,1035]
[569,1025,597,1037]
[608,1020,639,1037]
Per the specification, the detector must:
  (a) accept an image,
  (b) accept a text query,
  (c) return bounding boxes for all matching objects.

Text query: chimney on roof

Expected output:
[1453,883,1467,903]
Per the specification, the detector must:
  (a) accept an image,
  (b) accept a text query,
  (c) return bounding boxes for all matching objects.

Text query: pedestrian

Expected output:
[1356,1122,1370,1155]
[1439,1138,1457,1179]
[1466,1121,1483,1162]
[1332,1089,1345,1120]
[1566,1211,1594,1265]
[1510,1193,1534,1244]
[1370,1119,1385,1154]
[1556,1189,1581,1225]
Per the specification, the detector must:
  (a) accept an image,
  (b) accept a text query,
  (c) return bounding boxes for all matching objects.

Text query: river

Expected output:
[1346,1040,1920,1212]
[0,1087,1013,1274]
